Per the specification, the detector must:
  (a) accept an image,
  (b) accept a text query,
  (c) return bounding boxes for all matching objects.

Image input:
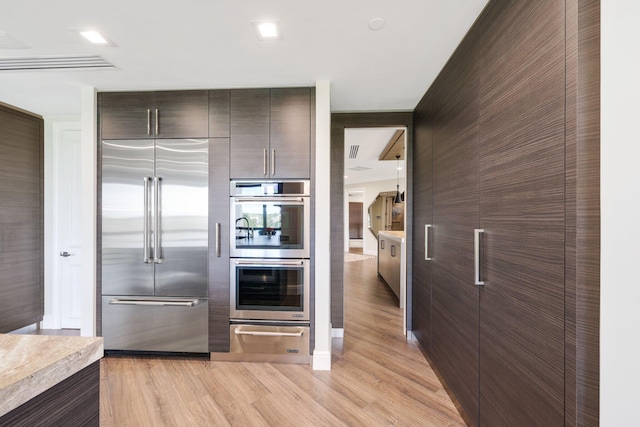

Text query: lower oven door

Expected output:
[230,259,309,321]
[230,324,309,363]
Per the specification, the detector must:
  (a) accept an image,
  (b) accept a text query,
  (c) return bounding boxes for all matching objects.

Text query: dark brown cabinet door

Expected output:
[100,92,154,139]
[411,94,433,351]
[100,91,209,140]
[154,90,209,138]
[270,87,311,179]
[209,90,230,138]
[229,89,270,179]
[430,35,481,427]
[0,106,43,333]
[478,1,565,426]
[208,138,230,352]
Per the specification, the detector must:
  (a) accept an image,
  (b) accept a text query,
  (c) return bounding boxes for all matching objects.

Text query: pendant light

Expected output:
[393,154,402,204]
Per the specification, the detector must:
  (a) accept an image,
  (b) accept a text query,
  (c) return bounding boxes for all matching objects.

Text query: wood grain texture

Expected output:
[330,112,413,329]
[154,90,209,138]
[270,87,311,179]
[209,90,230,138]
[100,258,465,426]
[411,94,433,352]
[229,89,270,179]
[0,361,99,427]
[209,138,230,352]
[0,105,43,333]
[100,92,154,139]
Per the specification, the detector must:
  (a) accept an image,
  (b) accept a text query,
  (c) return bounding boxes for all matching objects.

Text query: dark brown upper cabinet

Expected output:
[229,87,311,179]
[100,90,209,139]
[209,90,230,138]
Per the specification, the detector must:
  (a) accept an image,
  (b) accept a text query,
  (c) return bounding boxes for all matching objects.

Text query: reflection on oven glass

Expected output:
[237,268,303,310]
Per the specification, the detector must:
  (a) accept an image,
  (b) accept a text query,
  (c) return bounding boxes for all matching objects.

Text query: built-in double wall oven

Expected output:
[228,180,311,362]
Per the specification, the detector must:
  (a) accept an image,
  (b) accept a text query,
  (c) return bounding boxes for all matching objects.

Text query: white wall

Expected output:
[601,2,640,424]
[346,178,401,255]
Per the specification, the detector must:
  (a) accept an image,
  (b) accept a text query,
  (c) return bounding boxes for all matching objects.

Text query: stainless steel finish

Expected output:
[475,228,485,286]
[146,109,151,135]
[109,298,199,307]
[59,251,71,257]
[154,139,208,297]
[425,224,432,261]
[234,259,304,266]
[391,244,396,257]
[215,222,221,258]
[102,296,208,352]
[143,177,151,263]
[263,148,267,176]
[153,176,162,264]
[234,327,304,337]
[230,180,310,197]
[229,324,309,361]
[154,109,159,135]
[271,149,276,176]
[230,258,310,321]
[102,140,155,296]
[101,138,209,353]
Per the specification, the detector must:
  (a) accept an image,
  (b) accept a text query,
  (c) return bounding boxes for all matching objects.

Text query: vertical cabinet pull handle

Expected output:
[146,109,151,135]
[474,229,485,285]
[154,177,163,263]
[143,177,151,263]
[391,245,396,257]
[263,149,268,176]
[425,224,432,261]
[215,222,221,258]
[271,149,276,176]
[155,109,159,135]
[380,239,385,249]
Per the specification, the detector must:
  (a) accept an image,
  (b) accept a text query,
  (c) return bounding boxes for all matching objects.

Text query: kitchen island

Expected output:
[0,334,103,426]
[378,231,406,308]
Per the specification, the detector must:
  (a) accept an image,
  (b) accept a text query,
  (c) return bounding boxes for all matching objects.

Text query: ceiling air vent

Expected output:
[349,145,359,159]
[0,55,115,71]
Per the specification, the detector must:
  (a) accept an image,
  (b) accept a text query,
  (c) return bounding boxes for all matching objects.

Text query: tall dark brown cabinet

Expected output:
[411,0,599,425]
[0,103,44,333]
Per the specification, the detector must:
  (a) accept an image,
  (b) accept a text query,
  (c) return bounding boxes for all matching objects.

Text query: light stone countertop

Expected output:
[0,334,103,417]
[378,230,405,241]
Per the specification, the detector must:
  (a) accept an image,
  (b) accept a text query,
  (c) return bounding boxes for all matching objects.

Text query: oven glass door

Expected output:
[231,197,309,258]
[231,259,309,321]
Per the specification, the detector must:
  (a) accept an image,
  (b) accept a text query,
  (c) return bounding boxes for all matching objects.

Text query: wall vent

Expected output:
[0,55,116,71]
[348,145,359,159]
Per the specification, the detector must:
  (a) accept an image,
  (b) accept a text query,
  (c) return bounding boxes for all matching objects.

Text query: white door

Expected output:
[53,124,83,329]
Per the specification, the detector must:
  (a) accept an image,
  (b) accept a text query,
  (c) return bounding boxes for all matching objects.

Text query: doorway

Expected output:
[330,112,413,338]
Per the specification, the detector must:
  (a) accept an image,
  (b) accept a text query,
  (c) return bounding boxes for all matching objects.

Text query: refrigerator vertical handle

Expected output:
[474,229,485,285]
[143,177,151,263]
[271,149,276,176]
[154,177,163,263]
[215,222,221,257]
[146,109,151,135]
[425,224,433,261]
[155,109,159,135]
[263,149,268,176]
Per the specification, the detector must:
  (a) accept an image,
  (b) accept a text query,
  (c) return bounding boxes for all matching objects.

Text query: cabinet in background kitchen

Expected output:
[230,87,311,179]
[100,90,209,139]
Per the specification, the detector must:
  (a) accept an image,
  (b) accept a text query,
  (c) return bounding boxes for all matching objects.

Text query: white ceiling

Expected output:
[0,0,488,117]
[344,127,405,185]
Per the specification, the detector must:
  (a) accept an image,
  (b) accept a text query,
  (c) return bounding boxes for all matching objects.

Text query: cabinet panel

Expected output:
[209,90,230,138]
[270,87,311,179]
[100,92,154,139]
[229,89,270,179]
[154,90,209,138]
[0,106,43,333]
[209,138,230,352]
[478,1,565,426]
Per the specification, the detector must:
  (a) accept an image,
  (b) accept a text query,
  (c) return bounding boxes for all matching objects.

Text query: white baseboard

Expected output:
[41,314,60,330]
[331,328,344,338]
[312,350,332,370]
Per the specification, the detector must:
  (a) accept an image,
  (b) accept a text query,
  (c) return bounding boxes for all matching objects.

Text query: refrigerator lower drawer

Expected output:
[102,296,208,352]
[229,324,309,363]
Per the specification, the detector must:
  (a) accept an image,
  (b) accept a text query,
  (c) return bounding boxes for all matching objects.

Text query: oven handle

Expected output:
[234,260,304,266]
[233,197,304,203]
[234,328,304,337]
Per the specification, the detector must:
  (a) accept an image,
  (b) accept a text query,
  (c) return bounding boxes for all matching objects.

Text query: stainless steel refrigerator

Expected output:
[101,138,208,353]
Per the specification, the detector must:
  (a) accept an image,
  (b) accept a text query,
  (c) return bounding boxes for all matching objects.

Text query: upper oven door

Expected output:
[230,195,310,258]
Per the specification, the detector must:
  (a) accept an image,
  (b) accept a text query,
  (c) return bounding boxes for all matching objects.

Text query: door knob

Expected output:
[59,251,71,257]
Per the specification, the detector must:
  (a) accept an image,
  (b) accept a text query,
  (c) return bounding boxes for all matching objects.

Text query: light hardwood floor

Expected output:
[100,257,466,426]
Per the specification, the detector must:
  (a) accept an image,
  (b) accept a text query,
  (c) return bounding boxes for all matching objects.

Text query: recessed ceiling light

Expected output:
[252,21,282,40]
[72,29,116,46]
